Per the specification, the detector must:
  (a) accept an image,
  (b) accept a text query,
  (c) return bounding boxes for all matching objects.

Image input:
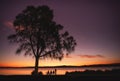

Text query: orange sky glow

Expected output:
[0,53,119,67]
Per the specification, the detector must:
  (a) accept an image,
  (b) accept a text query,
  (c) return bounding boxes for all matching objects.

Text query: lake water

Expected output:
[0,66,120,75]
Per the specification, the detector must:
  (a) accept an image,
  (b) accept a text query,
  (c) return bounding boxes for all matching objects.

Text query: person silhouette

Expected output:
[50,70,52,75]
[47,70,50,75]
[54,69,57,75]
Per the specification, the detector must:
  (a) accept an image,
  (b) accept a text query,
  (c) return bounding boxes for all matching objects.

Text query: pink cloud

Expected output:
[78,54,104,58]
[3,21,13,29]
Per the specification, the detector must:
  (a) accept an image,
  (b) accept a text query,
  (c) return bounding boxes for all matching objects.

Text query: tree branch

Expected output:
[39,50,55,57]
[29,36,36,57]
[36,34,40,57]
[39,52,49,57]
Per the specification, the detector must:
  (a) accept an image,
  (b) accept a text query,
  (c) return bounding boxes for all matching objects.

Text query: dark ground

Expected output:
[0,75,120,81]
[1,69,120,81]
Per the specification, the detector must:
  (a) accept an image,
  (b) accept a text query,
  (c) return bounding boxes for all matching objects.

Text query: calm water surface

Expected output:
[0,66,120,75]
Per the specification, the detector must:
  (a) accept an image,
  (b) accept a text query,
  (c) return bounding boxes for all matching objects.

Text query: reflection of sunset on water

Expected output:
[0,69,33,75]
[0,67,120,75]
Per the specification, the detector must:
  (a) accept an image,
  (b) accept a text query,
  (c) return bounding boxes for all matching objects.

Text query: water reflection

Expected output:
[0,67,120,75]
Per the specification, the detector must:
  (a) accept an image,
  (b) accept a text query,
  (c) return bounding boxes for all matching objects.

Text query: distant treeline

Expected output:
[65,69,120,76]
[0,63,120,68]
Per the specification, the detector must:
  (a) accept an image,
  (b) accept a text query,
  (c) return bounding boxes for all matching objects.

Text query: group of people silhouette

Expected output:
[46,69,57,75]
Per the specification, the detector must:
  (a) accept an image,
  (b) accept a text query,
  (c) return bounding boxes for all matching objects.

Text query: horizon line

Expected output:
[0,63,120,68]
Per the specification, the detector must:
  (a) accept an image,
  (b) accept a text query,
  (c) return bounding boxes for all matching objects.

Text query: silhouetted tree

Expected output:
[8,5,76,75]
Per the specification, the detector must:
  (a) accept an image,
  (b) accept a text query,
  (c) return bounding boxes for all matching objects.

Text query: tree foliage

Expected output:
[8,5,76,61]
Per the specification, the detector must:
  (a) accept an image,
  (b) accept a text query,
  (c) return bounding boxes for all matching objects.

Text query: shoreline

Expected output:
[0,75,120,81]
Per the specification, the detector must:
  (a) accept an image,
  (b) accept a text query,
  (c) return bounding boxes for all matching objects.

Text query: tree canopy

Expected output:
[8,5,76,75]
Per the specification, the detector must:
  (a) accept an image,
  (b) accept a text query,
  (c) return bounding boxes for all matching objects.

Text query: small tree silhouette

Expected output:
[8,5,76,75]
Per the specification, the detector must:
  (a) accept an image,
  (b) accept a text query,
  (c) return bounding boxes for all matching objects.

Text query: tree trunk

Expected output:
[34,57,39,75]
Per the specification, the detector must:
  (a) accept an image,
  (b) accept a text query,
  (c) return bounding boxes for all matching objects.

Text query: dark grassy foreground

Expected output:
[0,75,120,81]
[0,69,120,81]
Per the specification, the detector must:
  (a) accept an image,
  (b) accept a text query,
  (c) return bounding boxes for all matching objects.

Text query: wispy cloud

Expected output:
[78,54,104,58]
[3,21,13,29]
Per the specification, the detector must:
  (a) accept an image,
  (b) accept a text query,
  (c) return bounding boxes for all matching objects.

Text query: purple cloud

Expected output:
[78,54,104,58]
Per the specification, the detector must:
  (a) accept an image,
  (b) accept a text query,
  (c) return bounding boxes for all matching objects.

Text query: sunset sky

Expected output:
[0,0,120,67]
